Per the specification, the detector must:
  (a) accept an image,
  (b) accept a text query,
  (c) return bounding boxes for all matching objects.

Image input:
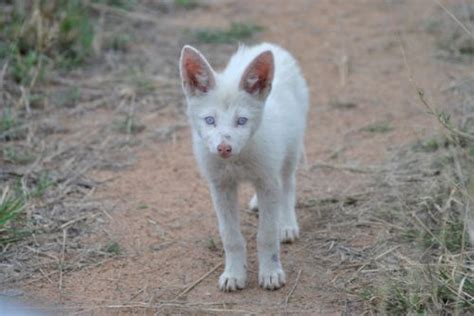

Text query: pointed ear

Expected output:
[239,51,274,101]
[179,45,215,96]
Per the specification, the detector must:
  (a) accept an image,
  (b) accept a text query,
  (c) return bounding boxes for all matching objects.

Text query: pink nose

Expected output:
[217,143,232,158]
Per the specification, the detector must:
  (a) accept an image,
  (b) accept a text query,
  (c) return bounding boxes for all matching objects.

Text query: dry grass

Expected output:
[348,136,473,314]
[334,3,474,313]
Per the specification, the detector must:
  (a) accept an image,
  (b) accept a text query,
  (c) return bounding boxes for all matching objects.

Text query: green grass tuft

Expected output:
[31,172,53,198]
[0,187,27,244]
[126,68,156,94]
[3,146,35,165]
[93,0,137,9]
[382,279,428,314]
[115,114,146,135]
[56,87,82,108]
[361,122,394,134]
[106,34,131,52]
[137,202,148,209]
[1,1,96,85]
[10,50,46,85]
[413,138,440,153]
[0,109,16,135]
[193,22,264,44]
[56,2,95,68]
[175,0,199,9]
[0,189,25,227]
[205,236,219,252]
[468,145,474,157]
[103,241,122,255]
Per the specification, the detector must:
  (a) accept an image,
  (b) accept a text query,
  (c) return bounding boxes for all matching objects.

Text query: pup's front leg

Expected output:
[210,182,247,292]
[256,183,286,290]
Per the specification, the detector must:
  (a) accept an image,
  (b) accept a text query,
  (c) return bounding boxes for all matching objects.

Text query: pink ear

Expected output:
[180,46,215,96]
[239,51,274,100]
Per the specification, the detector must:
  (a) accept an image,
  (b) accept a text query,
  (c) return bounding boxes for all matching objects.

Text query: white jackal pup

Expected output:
[179,43,309,291]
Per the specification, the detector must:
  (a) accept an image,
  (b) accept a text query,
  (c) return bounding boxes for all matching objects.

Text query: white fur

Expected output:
[179,43,309,291]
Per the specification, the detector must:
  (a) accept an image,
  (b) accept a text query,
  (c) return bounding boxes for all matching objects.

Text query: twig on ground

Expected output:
[441,75,474,92]
[126,287,146,303]
[22,270,58,286]
[311,162,384,174]
[89,3,158,24]
[450,147,471,263]
[175,262,223,299]
[338,54,349,87]
[284,268,302,309]
[60,214,97,230]
[0,60,8,89]
[38,268,55,285]
[373,245,400,261]
[59,228,67,292]
[416,89,474,142]
[28,54,43,90]
[19,86,31,115]
[433,0,474,38]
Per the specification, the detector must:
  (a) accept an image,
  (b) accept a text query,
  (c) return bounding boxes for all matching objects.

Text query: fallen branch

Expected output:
[175,262,223,298]
[416,88,474,142]
[284,268,302,308]
[59,214,97,230]
[89,3,158,24]
[433,0,474,38]
[59,228,67,293]
[311,162,384,174]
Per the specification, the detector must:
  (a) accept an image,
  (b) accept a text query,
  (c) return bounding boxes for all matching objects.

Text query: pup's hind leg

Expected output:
[280,154,299,243]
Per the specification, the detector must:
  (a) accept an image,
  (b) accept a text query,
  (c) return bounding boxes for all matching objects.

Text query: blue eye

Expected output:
[237,117,248,126]
[205,116,215,125]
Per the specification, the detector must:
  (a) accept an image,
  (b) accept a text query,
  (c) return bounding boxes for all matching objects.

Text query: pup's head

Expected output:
[179,45,274,159]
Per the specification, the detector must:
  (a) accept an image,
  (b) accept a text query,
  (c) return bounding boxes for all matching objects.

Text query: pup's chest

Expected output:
[216,161,258,183]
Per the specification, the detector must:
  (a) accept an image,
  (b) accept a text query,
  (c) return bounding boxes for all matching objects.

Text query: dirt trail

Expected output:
[20,0,468,314]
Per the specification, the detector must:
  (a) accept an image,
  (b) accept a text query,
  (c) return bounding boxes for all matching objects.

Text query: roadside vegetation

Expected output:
[352,5,474,313]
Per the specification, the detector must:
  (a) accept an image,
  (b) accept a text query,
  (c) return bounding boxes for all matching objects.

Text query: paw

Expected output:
[248,194,258,213]
[280,225,299,243]
[259,268,286,290]
[219,271,246,292]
